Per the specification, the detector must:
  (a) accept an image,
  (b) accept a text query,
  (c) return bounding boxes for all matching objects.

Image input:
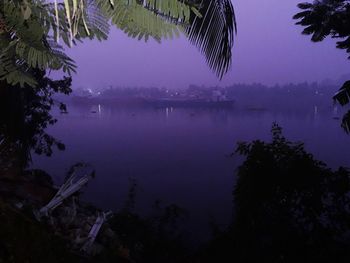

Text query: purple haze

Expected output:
[65,0,350,90]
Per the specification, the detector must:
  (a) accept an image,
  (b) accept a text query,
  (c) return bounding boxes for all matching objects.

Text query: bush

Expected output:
[201,123,350,262]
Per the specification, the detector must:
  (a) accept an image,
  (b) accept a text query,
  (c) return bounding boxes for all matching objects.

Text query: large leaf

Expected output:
[186,0,237,79]
[333,80,350,106]
[341,110,350,133]
[333,80,350,134]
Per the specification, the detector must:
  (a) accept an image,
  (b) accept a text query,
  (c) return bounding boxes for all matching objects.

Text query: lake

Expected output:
[32,103,350,243]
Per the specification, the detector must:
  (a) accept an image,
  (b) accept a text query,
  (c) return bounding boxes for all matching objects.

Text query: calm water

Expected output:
[32,104,350,242]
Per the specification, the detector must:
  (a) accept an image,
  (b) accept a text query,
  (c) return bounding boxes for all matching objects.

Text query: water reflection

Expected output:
[166,107,169,118]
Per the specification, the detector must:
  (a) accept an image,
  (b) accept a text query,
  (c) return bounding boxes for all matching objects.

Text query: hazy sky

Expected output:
[65,0,350,90]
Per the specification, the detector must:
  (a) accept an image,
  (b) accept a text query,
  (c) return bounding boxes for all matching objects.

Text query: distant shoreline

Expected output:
[71,96,235,109]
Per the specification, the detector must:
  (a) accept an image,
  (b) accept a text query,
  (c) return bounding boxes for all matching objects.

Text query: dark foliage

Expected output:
[99,208,190,263]
[341,109,350,133]
[334,80,350,106]
[0,201,78,263]
[0,70,71,169]
[100,181,190,263]
[294,0,350,57]
[200,124,350,262]
[187,0,236,79]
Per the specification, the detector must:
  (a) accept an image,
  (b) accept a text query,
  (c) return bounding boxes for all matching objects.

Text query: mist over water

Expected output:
[32,102,350,242]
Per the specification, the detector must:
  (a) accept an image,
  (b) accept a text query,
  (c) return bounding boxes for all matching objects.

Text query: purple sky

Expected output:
[66,0,350,90]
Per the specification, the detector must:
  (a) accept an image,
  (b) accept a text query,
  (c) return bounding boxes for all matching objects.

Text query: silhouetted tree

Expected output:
[0,71,71,171]
[200,124,350,262]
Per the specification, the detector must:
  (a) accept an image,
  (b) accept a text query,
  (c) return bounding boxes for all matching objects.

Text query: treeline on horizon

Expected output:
[70,80,344,113]
[225,82,336,112]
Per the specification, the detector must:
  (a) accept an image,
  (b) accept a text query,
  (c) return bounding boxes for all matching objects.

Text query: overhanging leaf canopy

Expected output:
[293,0,350,58]
[0,0,237,87]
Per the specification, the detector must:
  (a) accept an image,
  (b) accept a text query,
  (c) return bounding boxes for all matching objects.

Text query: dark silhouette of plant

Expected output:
[294,0,350,132]
[0,0,236,88]
[200,123,350,262]
[187,0,236,78]
[0,71,71,170]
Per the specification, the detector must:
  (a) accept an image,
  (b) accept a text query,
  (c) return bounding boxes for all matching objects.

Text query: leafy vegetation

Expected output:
[0,71,71,171]
[0,0,79,87]
[0,0,236,89]
[199,124,350,262]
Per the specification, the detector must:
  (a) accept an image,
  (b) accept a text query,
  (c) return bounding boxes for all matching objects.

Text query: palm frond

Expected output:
[186,0,237,79]
[333,80,350,106]
[97,0,237,78]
